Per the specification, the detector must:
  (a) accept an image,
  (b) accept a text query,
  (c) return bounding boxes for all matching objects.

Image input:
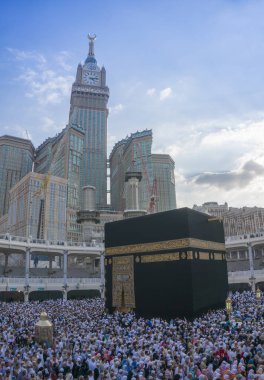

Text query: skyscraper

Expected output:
[110,131,177,213]
[0,135,35,217]
[69,34,109,209]
[34,34,109,240]
[35,124,84,241]
[151,154,176,212]
[0,35,177,244]
[109,130,153,212]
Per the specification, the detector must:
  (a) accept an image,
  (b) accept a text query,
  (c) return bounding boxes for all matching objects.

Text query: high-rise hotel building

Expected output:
[110,130,153,212]
[8,172,67,241]
[0,136,34,217]
[151,154,176,212]
[34,35,109,240]
[35,125,84,241]
[110,130,176,213]
[0,35,177,240]
[69,34,109,209]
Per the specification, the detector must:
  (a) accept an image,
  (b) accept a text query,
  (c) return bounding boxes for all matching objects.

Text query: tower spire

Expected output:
[88,33,96,56]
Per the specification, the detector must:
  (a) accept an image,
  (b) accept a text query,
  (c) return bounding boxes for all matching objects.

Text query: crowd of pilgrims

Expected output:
[0,291,264,380]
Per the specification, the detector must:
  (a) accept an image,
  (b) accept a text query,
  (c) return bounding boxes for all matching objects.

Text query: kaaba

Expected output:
[104,208,228,319]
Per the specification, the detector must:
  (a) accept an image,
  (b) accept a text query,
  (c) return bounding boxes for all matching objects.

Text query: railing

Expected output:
[0,234,104,249]
[228,269,264,277]
[0,234,28,243]
[0,277,101,284]
[0,276,102,293]
[226,233,264,243]
[228,270,264,285]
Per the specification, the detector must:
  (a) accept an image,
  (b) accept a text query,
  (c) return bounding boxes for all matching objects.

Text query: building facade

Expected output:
[0,136,35,217]
[110,130,153,212]
[193,202,264,237]
[0,214,8,234]
[193,202,229,218]
[69,34,109,209]
[7,172,67,241]
[151,154,176,212]
[34,35,110,240]
[223,207,264,237]
[110,130,177,213]
[108,139,127,211]
[2,35,108,242]
[0,36,178,243]
[35,125,84,241]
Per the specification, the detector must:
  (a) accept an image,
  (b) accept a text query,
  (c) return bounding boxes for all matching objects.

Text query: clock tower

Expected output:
[69,34,109,209]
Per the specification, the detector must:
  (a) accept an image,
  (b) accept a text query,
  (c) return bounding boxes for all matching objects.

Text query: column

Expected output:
[24,292,29,302]
[24,248,31,302]
[49,257,52,270]
[92,258,96,274]
[63,250,68,301]
[100,252,105,299]
[4,253,8,269]
[25,248,30,287]
[247,243,256,292]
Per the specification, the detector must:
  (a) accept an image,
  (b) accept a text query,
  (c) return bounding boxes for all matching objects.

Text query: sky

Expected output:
[1,0,264,209]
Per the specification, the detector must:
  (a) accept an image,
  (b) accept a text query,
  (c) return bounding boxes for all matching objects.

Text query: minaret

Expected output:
[123,168,147,219]
[76,186,100,243]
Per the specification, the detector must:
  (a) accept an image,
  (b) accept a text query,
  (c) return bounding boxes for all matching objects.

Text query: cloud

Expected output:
[0,123,33,141]
[152,117,264,175]
[55,51,73,71]
[193,160,264,190]
[119,81,143,98]
[40,117,62,134]
[159,87,172,101]
[18,68,74,105]
[7,48,46,64]
[146,88,156,96]
[109,104,124,115]
[8,48,74,105]
[149,117,264,208]
[145,87,172,100]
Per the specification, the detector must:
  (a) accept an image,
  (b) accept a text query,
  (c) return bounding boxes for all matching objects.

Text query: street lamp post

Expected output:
[226,296,232,318]
[62,284,68,302]
[100,283,105,299]
[256,287,261,302]
[24,284,30,302]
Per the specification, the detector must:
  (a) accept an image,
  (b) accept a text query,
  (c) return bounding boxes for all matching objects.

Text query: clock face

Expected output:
[82,70,100,85]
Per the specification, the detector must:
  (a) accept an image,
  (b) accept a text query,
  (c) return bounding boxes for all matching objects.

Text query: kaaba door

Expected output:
[112,256,135,311]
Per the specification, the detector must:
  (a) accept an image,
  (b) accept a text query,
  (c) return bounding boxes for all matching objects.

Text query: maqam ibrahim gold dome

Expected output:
[35,311,53,327]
